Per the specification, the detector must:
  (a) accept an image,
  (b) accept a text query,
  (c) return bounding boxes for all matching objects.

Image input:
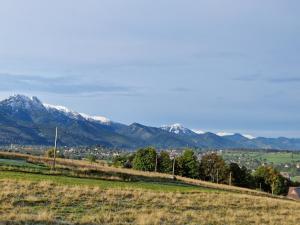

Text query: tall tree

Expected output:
[254,166,288,195]
[176,149,199,179]
[200,153,229,183]
[229,163,253,188]
[132,147,157,171]
[158,151,172,173]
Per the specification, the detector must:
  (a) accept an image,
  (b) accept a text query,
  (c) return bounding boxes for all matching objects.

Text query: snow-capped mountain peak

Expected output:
[3,94,44,110]
[161,123,190,135]
[1,94,111,125]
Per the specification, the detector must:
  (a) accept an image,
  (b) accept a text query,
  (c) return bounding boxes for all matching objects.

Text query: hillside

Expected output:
[0,151,272,195]
[0,152,300,225]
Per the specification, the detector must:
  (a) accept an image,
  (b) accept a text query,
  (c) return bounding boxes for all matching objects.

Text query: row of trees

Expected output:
[113,147,291,195]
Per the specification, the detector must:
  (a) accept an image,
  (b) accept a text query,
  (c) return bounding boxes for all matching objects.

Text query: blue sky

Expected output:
[0,0,300,137]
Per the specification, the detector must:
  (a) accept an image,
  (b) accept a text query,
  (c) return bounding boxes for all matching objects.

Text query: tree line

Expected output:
[113,147,294,195]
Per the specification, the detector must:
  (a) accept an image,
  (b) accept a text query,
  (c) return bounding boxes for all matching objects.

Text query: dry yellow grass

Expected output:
[0,179,299,225]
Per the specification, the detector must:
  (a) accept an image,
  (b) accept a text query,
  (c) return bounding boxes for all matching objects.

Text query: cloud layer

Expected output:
[0,74,134,96]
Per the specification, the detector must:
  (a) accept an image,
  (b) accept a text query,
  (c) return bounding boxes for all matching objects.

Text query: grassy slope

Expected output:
[1,151,300,224]
[0,151,277,196]
[0,170,213,192]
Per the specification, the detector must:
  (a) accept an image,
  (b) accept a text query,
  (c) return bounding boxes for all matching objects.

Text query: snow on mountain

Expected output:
[2,94,111,125]
[242,134,256,140]
[192,129,205,134]
[79,113,111,124]
[43,103,81,119]
[161,123,190,135]
[44,103,110,124]
[4,94,44,110]
[43,103,78,115]
[216,131,255,140]
[217,132,235,137]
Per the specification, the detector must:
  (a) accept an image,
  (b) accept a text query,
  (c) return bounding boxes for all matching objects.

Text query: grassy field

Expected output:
[1,151,300,224]
[264,152,300,164]
[0,170,211,193]
[222,151,300,165]
[0,151,273,196]
[0,158,45,168]
[1,177,300,225]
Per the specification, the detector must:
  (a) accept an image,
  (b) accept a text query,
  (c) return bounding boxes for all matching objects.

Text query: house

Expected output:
[287,187,300,200]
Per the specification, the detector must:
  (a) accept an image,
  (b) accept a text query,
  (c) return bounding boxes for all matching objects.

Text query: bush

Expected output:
[113,154,135,168]
[45,148,64,158]
[86,154,97,163]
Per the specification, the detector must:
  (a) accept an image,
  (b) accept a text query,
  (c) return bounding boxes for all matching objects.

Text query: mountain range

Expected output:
[0,95,300,150]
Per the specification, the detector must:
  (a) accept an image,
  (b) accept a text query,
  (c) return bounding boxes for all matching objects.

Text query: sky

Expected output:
[0,0,300,138]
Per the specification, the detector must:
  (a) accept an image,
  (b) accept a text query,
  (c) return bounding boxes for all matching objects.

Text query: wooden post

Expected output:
[53,127,58,170]
[216,169,219,184]
[229,172,232,186]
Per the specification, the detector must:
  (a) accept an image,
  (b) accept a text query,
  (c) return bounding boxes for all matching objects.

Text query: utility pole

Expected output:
[52,127,58,170]
[155,154,158,172]
[259,182,262,192]
[216,169,219,184]
[172,157,176,179]
[229,172,232,186]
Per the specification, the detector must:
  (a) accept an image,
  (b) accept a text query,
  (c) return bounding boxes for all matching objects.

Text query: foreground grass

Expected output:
[0,178,300,225]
